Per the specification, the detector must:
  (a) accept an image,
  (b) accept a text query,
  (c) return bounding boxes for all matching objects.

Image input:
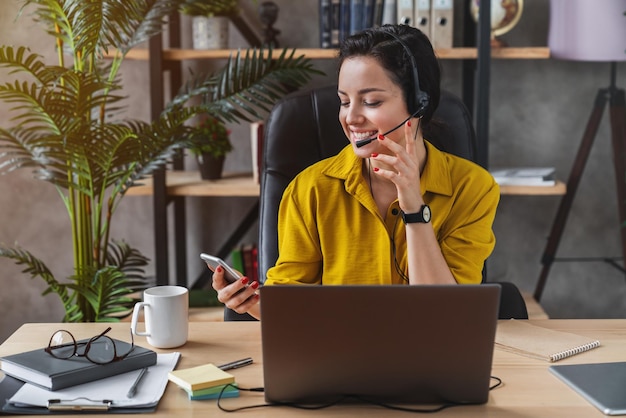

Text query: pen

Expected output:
[218,357,253,371]
[126,367,148,398]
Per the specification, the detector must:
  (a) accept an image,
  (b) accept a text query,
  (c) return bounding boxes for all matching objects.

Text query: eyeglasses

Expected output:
[45,327,135,365]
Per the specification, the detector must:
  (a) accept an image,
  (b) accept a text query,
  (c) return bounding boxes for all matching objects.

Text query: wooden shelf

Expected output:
[127,171,564,197]
[126,171,259,197]
[111,47,550,61]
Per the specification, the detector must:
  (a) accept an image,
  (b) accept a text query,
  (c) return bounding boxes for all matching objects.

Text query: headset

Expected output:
[355,29,431,148]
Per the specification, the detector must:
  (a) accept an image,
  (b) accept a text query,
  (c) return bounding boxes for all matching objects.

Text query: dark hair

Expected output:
[338,24,441,128]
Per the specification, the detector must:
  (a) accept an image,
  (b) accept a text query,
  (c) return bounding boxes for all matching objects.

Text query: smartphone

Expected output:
[200,253,243,283]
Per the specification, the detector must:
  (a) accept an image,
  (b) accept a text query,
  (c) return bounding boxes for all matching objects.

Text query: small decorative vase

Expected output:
[197,153,225,180]
[192,16,229,50]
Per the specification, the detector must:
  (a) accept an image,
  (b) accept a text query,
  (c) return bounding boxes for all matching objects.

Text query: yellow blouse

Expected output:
[265,141,499,285]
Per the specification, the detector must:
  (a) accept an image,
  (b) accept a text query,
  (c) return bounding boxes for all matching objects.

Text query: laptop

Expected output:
[260,284,501,405]
[550,362,626,415]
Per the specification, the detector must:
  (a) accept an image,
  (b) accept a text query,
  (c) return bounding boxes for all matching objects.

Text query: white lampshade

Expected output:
[549,0,626,62]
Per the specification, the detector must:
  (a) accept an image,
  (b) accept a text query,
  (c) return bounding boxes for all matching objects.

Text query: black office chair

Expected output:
[224,84,528,321]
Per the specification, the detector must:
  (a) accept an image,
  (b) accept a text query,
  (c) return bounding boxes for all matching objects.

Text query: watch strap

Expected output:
[401,205,431,224]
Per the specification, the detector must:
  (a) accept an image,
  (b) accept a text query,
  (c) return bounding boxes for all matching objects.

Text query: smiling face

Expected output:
[338,56,412,158]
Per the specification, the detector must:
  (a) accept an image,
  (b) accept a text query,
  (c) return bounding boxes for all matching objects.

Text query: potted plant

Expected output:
[0,0,322,322]
[186,115,233,180]
[180,0,240,49]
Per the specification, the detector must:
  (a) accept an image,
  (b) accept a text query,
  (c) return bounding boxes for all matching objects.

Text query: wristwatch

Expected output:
[401,205,431,224]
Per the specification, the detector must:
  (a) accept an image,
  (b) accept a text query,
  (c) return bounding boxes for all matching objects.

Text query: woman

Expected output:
[212,24,499,320]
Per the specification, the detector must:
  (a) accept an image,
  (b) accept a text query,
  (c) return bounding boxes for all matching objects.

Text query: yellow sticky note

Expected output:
[168,363,235,391]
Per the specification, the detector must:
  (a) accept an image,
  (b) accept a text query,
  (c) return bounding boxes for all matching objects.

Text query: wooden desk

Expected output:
[1,320,624,417]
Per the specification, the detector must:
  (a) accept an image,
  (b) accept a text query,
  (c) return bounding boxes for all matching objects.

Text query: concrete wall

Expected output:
[1,0,625,342]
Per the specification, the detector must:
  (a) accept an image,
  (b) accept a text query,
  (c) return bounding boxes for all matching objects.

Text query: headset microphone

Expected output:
[354,111,417,148]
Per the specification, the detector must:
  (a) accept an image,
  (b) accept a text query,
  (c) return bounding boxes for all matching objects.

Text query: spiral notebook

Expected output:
[495,320,600,362]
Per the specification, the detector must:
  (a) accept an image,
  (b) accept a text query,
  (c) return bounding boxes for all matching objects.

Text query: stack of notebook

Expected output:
[0,337,156,390]
[167,363,238,400]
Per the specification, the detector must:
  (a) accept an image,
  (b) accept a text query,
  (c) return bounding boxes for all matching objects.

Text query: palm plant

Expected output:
[0,0,321,322]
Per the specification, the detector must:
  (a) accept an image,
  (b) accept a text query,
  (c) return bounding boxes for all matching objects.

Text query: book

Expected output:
[167,363,235,392]
[251,244,259,283]
[382,0,397,25]
[319,0,332,48]
[350,0,365,35]
[330,0,341,47]
[363,0,376,28]
[0,337,157,391]
[230,247,245,276]
[339,0,351,42]
[241,243,257,281]
[372,0,384,26]
[495,320,601,362]
[490,167,557,186]
[250,121,264,185]
[184,383,239,400]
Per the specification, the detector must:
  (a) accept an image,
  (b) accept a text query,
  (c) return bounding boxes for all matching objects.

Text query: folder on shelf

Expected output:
[431,0,453,48]
[414,0,431,40]
[397,0,413,25]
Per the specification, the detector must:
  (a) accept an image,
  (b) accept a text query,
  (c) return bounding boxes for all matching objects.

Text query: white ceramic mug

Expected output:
[130,285,189,348]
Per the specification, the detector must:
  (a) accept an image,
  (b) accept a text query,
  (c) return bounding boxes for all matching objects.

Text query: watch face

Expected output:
[422,205,431,222]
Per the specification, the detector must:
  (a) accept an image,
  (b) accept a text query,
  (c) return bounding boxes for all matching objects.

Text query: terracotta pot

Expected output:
[197,153,225,180]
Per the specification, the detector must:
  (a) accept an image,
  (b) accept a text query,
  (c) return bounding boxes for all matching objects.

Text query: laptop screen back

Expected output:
[260,284,500,405]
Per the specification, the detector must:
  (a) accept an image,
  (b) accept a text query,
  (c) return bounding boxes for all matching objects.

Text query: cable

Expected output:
[217,376,503,414]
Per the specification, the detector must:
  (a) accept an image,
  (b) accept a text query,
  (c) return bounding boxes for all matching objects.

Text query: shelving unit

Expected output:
[126,172,260,197]
[134,1,558,288]
[126,171,564,198]
[115,46,550,61]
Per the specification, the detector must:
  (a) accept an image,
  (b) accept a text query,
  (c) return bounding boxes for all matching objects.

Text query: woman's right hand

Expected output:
[211,266,260,317]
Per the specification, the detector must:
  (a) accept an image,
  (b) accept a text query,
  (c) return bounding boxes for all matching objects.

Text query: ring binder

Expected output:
[550,341,601,362]
[47,397,112,411]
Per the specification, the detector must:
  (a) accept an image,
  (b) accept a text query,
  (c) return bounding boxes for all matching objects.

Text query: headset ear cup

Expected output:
[413,91,430,118]
[387,30,430,120]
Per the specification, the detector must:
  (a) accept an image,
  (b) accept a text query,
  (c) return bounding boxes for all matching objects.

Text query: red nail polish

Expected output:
[241,277,249,285]
[407,120,412,127]
[251,281,259,289]
[371,153,378,157]
[378,134,384,140]
[373,167,380,172]
[216,266,223,273]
